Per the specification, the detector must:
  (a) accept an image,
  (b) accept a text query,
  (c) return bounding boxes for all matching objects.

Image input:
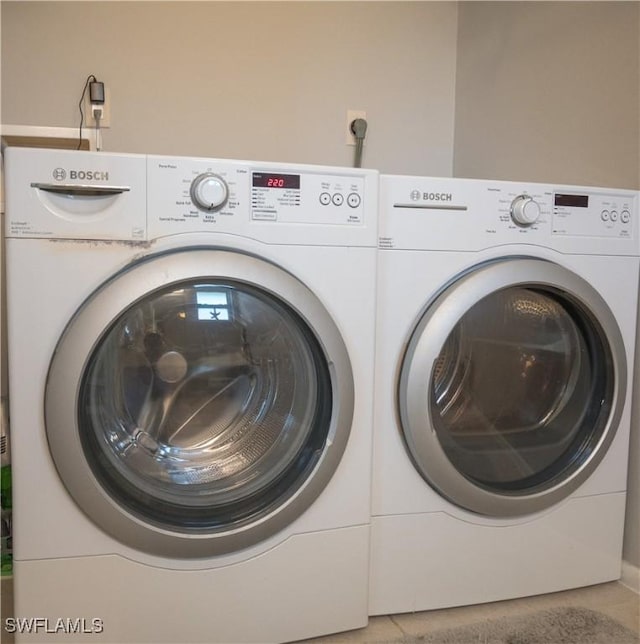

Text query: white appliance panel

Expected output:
[5,147,378,642]
[370,172,639,615]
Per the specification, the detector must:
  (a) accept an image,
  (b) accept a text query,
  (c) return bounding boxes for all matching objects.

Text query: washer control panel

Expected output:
[250,171,364,224]
[5,149,377,245]
[150,161,365,227]
[146,156,377,246]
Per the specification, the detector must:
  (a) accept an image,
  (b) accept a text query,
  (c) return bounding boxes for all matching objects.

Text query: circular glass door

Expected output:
[46,249,354,557]
[400,258,626,517]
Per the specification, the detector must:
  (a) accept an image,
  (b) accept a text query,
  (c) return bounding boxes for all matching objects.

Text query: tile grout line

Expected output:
[388,615,409,639]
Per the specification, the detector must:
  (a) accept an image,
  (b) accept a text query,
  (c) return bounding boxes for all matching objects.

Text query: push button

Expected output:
[332,193,344,206]
[347,193,361,208]
[319,192,331,206]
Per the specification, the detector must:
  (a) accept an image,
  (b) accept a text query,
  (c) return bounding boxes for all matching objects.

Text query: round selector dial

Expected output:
[190,173,229,212]
[510,195,541,226]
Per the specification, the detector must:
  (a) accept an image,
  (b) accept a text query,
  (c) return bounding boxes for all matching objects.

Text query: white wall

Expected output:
[1,1,458,175]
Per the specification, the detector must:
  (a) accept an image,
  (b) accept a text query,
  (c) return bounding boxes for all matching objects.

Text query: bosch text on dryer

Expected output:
[411,190,453,202]
[423,192,452,201]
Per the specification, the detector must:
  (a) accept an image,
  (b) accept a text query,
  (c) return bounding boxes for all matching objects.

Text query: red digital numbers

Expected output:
[267,177,285,188]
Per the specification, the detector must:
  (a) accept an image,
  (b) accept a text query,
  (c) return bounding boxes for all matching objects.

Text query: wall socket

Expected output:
[346,109,366,145]
[83,87,111,128]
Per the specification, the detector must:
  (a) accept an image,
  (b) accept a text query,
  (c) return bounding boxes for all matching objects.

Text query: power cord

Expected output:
[77,75,96,149]
[350,118,368,168]
[93,106,103,152]
[77,74,105,150]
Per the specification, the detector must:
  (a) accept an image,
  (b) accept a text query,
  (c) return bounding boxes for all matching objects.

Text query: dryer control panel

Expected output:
[551,191,633,238]
[380,174,639,256]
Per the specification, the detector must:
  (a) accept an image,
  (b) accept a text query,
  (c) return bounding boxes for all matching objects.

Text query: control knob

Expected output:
[190,173,229,211]
[510,195,541,226]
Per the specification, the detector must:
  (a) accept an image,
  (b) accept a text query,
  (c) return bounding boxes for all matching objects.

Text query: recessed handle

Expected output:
[31,183,130,197]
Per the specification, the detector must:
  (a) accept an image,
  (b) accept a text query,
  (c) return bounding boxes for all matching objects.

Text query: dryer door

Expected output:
[399,258,626,517]
[45,249,353,557]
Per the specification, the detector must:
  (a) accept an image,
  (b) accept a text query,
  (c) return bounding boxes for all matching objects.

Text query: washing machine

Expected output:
[4,147,378,643]
[369,174,639,615]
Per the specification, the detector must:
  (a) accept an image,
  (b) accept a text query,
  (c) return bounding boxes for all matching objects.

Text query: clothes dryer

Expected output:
[5,147,378,643]
[370,174,639,615]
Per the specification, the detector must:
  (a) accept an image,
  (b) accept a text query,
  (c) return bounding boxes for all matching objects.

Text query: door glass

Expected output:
[431,287,613,493]
[78,279,332,531]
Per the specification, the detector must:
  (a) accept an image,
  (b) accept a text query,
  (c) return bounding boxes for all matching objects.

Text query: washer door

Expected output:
[46,249,354,557]
[399,258,626,517]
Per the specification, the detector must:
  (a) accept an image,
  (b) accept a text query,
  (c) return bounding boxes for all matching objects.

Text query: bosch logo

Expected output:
[53,169,109,181]
[69,170,110,181]
[409,190,453,202]
[423,192,452,202]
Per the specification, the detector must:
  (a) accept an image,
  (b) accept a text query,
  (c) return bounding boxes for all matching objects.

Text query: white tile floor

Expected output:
[1,577,638,643]
[298,581,639,643]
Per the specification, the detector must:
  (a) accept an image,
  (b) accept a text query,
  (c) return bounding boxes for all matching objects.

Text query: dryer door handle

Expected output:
[31,182,130,196]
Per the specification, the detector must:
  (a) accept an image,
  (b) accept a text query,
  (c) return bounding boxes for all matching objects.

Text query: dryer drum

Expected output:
[431,286,609,493]
[433,288,582,435]
[399,258,627,517]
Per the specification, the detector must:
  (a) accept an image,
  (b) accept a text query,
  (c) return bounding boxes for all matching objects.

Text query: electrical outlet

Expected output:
[346,109,366,145]
[84,87,111,128]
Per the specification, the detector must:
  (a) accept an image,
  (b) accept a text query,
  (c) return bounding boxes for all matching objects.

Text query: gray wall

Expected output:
[2,1,639,576]
[1,1,458,175]
[454,1,639,189]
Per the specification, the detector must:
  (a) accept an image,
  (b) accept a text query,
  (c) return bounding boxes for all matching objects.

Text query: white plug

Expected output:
[83,87,110,128]
[91,104,104,122]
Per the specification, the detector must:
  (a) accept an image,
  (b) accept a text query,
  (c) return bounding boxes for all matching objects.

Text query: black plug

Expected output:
[89,80,105,104]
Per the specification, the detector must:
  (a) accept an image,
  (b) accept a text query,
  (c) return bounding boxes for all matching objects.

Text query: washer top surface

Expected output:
[4,147,378,247]
[380,174,639,256]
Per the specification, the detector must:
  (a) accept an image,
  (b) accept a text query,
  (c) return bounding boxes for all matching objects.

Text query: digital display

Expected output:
[555,193,589,208]
[252,173,300,190]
